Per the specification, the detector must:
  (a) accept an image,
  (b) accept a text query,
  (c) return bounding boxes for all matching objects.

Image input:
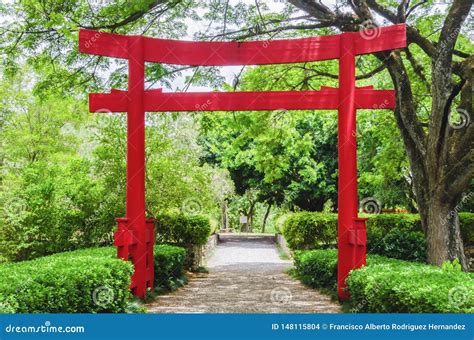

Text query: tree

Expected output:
[0,0,198,94]
[1,0,471,269]
[210,0,473,269]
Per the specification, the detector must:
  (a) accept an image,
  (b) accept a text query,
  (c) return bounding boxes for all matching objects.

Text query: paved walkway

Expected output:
[147,235,341,313]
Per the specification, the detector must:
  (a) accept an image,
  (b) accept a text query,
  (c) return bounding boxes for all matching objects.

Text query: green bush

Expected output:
[155,213,211,246]
[154,244,187,290]
[348,260,474,313]
[0,247,133,313]
[0,160,119,262]
[282,212,337,249]
[282,212,473,261]
[293,249,338,290]
[365,213,421,232]
[293,249,474,313]
[459,213,474,245]
[367,213,474,246]
[367,227,426,262]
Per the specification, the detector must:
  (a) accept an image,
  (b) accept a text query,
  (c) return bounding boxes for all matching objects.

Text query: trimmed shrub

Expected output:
[282,212,473,261]
[459,212,474,245]
[347,260,474,313]
[365,213,422,232]
[282,212,337,249]
[155,213,211,247]
[293,249,338,290]
[367,213,474,246]
[154,244,187,290]
[0,247,133,313]
[367,227,426,262]
[293,249,474,313]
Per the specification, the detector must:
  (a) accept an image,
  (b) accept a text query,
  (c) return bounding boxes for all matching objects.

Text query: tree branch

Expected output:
[428,0,472,177]
[80,0,173,30]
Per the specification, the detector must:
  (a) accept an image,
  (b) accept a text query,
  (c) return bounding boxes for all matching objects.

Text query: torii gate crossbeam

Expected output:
[79,24,406,299]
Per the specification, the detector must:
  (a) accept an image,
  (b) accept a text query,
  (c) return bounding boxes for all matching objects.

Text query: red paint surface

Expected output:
[79,24,406,66]
[79,25,406,300]
[89,88,395,113]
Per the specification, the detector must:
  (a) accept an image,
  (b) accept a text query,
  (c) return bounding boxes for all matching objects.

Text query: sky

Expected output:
[169,0,288,92]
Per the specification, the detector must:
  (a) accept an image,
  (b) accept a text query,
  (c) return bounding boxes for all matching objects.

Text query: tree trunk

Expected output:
[246,213,253,233]
[261,203,272,233]
[423,192,467,269]
[247,201,256,232]
[221,201,229,232]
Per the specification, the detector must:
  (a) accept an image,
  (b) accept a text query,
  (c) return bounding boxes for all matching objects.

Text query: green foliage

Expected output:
[153,244,187,290]
[282,212,336,249]
[366,213,473,247]
[365,214,422,232]
[0,0,196,94]
[0,160,113,261]
[294,249,474,313]
[0,69,228,262]
[199,105,338,212]
[293,249,338,291]
[442,259,463,273]
[155,213,211,247]
[282,212,473,261]
[0,247,133,313]
[347,258,474,313]
[367,227,426,262]
[274,212,292,234]
[459,213,474,245]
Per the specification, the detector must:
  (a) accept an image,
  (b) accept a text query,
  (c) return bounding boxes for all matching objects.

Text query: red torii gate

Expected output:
[79,24,406,299]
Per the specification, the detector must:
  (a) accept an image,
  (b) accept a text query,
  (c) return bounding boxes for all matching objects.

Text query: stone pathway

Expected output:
[147,235,341,313]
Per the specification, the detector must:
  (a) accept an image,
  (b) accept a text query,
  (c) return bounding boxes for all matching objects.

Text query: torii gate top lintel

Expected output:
[79,24,406,301]
[79,24,406,66]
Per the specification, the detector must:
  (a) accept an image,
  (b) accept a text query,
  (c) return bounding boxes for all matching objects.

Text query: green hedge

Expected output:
[365,213,421,231]
[348,259,474,313]
[367,227,426,261]
[154,244,187,290]
[459,212,474,245]
[293,249,474,313]
[0,247,133,313]
[155,213,211,247]
[0,244,190,313]
[283,212,473,261]
[293,249,338,291]
[283,212,337,250]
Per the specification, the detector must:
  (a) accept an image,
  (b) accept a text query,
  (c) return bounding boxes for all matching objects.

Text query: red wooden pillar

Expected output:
[126,36,147,298]
[337,32,364,300]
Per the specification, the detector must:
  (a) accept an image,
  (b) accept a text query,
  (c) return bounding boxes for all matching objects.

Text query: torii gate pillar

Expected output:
[337,33,368,299]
